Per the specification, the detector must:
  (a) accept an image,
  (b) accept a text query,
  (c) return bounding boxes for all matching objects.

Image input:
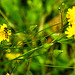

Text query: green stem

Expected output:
[73,36,75,74]
[41,65,45,75]
[0,45,43,65]
[20,25,67,47]
[61,11,63,33]
[0,10,16,31]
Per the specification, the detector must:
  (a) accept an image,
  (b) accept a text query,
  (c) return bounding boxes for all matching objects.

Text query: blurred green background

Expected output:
[0,0,75,75]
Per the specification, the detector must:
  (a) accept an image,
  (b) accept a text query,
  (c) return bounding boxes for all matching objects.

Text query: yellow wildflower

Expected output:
[65,26,75,38]
[0,24,11,42]
[1,24,7,30]
[5,53,23,60]
[66,6,75,25]
[6,73,10,75]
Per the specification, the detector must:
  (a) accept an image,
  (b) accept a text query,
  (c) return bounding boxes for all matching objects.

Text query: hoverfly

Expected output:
[4,27,8,39]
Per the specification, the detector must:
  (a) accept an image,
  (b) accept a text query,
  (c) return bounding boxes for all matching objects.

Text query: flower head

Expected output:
[66,6,75,25]
[0,24,11,42]
[5,53,23,60]
[65,26,75,38]
[6,73,10,75]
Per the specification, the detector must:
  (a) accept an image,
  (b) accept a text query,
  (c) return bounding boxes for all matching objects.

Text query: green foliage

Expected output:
[53,50,63,57]
[1,0,23,23]
[0,0,75,75]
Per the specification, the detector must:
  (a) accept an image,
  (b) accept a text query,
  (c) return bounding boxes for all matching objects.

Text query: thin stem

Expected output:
[74,50,75,74]
[27,62,74,69]
[22,25,67,46]
[41,65,45,75]
[0,45,43,65]
[61,11,63,30]
[73,36,75,74]
[0,10,16,31]
[59,3,64,33]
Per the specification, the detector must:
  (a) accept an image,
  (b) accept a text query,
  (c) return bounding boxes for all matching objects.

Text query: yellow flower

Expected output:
[66,6,75,25]
[0,24,11,42]
[6,73,10,75]
[1,24,7,30]
[65,26,75,38]
[5,53,23,60]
